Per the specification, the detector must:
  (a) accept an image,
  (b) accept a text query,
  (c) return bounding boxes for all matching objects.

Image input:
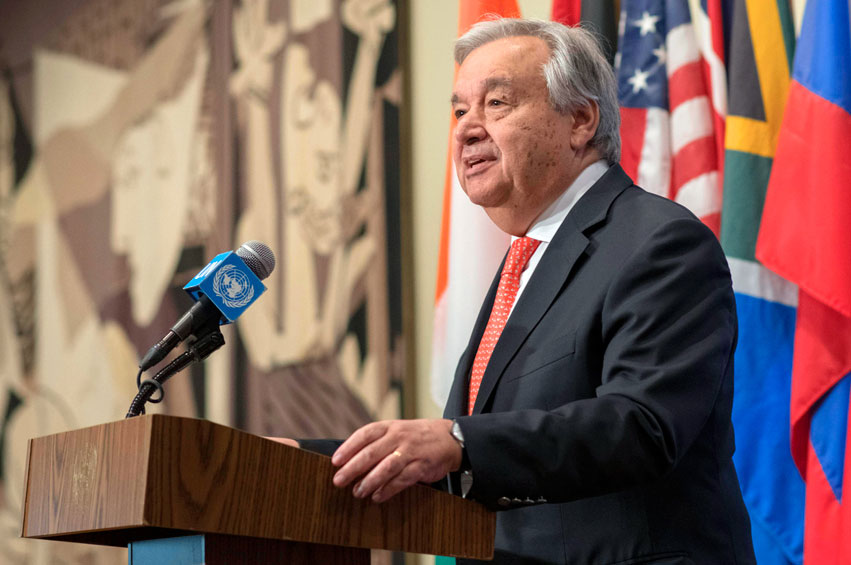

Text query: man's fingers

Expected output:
[333,433,397,487]
[332,422,389,467]
[350,449,408,498]
[265,437,299,448]
[371,463,423,503]
[329,419,456,500]
[334,440,400,489]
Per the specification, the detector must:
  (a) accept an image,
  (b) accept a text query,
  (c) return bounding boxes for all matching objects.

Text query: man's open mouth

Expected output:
[464,156,494,173]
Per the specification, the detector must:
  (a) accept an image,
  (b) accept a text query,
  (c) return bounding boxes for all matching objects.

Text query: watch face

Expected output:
[451,421,465,445]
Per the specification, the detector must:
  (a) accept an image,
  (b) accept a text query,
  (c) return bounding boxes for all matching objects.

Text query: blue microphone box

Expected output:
[183,251,267,323]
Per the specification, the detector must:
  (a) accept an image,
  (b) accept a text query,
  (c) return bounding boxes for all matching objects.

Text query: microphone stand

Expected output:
[125,328,225,418]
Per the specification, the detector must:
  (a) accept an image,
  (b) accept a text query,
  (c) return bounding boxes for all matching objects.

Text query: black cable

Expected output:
[139,379,165,403]
[126,351,192,418]
[125,329,225,418]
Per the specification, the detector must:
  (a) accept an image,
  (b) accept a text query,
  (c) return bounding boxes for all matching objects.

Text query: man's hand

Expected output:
[331,419,462,503]
[265,437,299,448]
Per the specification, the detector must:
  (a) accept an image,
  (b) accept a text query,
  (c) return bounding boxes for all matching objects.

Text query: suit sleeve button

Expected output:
[497,497,511,507]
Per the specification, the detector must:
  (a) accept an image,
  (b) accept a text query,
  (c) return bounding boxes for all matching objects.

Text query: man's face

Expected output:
[452,36,581,235]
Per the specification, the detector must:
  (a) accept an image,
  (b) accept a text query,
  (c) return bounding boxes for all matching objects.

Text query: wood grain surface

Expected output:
[22,415,494,559]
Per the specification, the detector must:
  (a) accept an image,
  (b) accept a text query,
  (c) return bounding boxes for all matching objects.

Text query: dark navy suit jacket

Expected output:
[444,165,755,564]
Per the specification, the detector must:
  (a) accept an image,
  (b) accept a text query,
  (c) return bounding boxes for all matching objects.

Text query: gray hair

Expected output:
[455,18,620,164]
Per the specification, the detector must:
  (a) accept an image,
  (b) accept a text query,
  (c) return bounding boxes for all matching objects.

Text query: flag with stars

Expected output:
[615,0,724,235]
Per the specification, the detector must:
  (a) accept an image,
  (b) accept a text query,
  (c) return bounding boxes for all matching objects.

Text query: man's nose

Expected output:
[454,108,487,146]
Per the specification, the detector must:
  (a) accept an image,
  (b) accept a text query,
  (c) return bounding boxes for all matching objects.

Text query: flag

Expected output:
[551,0,619,64]
[756,0,851,562]
[615,0,724,235]
[551,0,581,26]
[430,1,519,408]
[720,0,803,563]
[693,0,727,178]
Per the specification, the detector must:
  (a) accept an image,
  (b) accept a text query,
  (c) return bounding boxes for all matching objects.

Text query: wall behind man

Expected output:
[0,1,404,562]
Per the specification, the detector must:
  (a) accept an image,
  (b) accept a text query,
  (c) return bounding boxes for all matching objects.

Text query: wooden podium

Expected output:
[20,415,495,563]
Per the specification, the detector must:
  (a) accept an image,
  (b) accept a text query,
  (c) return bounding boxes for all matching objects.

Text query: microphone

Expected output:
[138,241,276,371]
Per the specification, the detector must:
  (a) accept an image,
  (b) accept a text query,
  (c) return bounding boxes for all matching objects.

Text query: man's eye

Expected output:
[454,109,466,118]
[489,99,504,106]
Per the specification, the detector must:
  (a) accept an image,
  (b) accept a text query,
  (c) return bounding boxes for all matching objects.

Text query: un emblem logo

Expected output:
[212,264,255,308]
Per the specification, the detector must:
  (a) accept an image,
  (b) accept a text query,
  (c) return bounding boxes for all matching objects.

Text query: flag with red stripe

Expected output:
[430,0,519,408]
[615,0,724,235]
[756,0,851,561]
[551,0,619,64]
[694,0,726,179]
[551,0,581,26]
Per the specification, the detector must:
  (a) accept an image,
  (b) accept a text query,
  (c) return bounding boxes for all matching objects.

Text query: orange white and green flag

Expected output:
[430,0,520,408]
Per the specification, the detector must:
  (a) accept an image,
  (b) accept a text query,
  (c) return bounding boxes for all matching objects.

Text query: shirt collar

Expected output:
[515,160,610,244]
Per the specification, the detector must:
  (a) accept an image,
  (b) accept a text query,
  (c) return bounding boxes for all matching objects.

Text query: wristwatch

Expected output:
[450,419,465,447]
[450,420,473,497]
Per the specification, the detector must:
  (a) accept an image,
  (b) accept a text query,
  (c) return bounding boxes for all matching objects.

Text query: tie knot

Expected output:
[503,237,540,277]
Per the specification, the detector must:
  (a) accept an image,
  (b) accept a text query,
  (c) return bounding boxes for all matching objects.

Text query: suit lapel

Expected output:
[471,165,635,415]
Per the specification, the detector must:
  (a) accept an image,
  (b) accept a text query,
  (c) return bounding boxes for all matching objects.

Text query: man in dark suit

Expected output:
[317,18,755,564]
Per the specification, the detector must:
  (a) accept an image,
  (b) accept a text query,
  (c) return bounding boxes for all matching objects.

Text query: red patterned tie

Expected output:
[468,237,541,414]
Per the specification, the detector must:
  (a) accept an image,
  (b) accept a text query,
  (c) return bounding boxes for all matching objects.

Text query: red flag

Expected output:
[551,0,618,64]
[756,0,851,562]
[551,0,581,26]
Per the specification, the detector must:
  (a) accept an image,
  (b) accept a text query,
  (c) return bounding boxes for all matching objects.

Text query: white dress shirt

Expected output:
[508,160,610,318]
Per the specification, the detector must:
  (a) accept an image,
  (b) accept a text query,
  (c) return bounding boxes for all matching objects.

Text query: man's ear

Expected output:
[570,102,600,149]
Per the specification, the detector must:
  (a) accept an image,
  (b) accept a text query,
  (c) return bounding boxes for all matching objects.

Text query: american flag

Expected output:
[615,0,724,235]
